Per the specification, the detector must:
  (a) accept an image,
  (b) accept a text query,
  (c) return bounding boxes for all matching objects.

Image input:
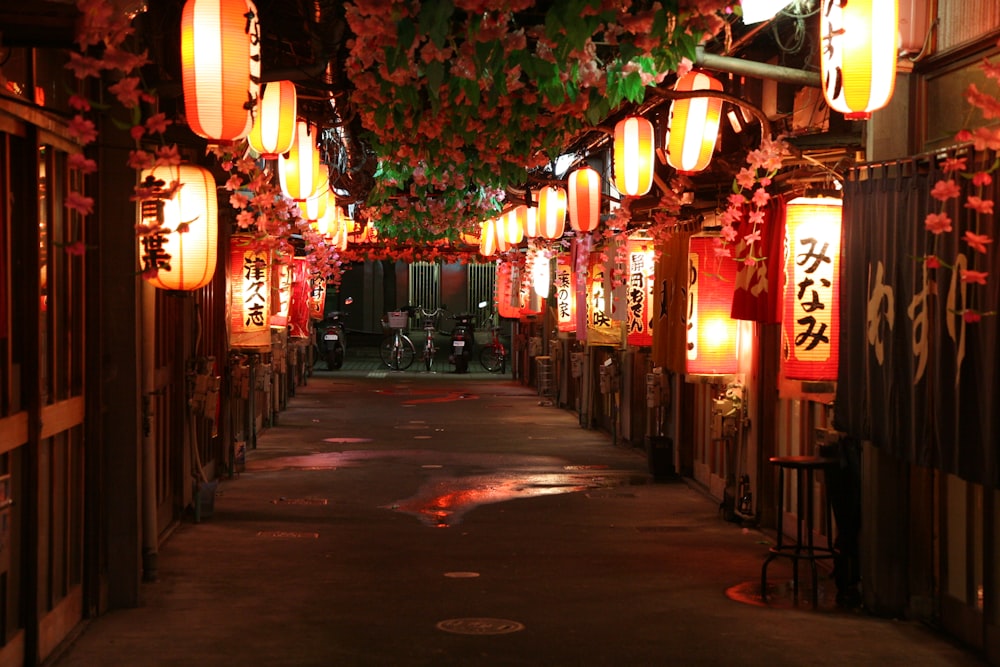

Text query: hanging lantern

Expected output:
[137,164,218,291]
[229,234,272,350]
[269,261,293,328]
[613,116,655,197]
[626,238,654,347]
[555,253,576,333]
[686,234,739,376]
[522,205,540,239]
[497,206,525,245]
[298,165,330,222]
[496,262,521,319]
[530,249,551,299]
[181,0,259,142]
[479,218,498,257]
[278,121,320,201]
[820,0,898,120]
[568,167,601,233]
[782,196,842,381]
[307,271,327,321]
[537,185,567,240]
[665,71,723,173]
[288,257,312,339]
[248,80,297,159]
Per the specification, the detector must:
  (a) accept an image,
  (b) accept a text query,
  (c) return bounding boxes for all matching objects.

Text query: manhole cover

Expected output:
[436,618,524,635]
[271,497,328,505]
[443,571,480,578]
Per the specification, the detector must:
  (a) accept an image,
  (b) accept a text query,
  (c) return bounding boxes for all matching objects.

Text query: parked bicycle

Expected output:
[479,311,506,374]
[379,307,416,371]
[416,305,447,372]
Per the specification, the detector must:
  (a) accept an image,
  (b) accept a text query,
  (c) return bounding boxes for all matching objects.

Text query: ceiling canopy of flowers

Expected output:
[142,0,738,247]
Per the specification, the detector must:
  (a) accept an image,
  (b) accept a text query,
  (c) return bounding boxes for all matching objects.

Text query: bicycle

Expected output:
[379,308,416,371]
[479,319,506,374]
[416,305,447,372]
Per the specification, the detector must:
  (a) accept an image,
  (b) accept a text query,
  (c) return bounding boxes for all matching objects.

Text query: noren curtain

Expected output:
[834,155,999,488]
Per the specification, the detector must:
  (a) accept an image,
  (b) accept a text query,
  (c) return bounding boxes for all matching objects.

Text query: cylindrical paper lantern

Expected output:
[138,164,218,291]
[278,121,321,201]
[298,165,330,222]
[522,205,540,238]
[666,71,723,173]
[686,234,739,375]
[537,185,567,239]
[782,196,842,381]
[248,80,297,159]
[181,0,258,142]
[820,0,898,120]
[567,166,601,233]
[613,116,655,196]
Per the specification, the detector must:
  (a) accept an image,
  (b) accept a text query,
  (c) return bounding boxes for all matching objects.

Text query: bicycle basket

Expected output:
[422,317,436,330]
[387,311,409,329]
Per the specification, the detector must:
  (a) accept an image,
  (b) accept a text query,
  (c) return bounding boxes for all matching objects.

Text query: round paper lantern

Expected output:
[666,71,723,173]
[248,80,297,159]
[181,0,259,142]
[278,121,320,201]
[479,218,498,257]
[522,205,540,238]
[537,185,567,239]
[138,164,218,291]
[782,196,842,381]
[497,207,524,246]
[567,167,601,233]
[820,0,898,120]
[613,116,655,196]
[686,234,739,375]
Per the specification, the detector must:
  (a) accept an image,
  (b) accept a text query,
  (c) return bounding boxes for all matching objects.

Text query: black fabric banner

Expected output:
[835,156,999,488]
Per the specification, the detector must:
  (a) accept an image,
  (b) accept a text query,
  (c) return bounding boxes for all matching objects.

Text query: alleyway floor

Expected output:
[50,368,986,666]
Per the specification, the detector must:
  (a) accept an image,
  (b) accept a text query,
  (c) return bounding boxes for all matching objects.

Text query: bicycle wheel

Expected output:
[480,344,504,373]
[396,335,416,370]
[379,335,401,369]
[424,342,434,372]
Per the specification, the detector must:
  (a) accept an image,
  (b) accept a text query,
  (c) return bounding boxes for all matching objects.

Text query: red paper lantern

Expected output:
[614,116,655,197]
[568,166,601,233]
[686,234,739,375]
[278,121,320,201]
[782,196,842,381]
[181,0,259,142]
[495,262,521,319]
[820,0,898,120]
[665,71,723,173]
[137,164,218,291]
[288,257,312,339]
[537,186,567,240]
[248,80,297,159]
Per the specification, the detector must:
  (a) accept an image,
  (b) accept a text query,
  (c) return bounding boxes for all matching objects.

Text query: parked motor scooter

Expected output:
[320,297,352,370]
[448,301,487,373]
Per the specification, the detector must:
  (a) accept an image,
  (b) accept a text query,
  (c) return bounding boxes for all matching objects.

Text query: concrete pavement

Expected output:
[49,366,986,666]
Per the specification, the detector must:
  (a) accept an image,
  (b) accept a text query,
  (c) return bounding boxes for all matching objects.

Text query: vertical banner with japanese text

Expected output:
[555,253,575,332]
[229,234,272,351]
[626,240,654,346]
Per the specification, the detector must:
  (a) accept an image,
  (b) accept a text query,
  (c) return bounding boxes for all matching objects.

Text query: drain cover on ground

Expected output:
[436,618,524,635]
[271,497,328,505]
[443,571,480,578]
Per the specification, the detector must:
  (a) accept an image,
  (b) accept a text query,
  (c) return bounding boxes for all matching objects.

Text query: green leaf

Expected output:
[397,17,416,51]
[425,61,444,107]
[419,0,454,49]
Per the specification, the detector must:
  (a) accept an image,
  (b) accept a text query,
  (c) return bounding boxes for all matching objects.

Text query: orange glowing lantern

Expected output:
[537,185,567,239]
[820,0,898,120]
[308,271,327,321]
[278,121,321,201]
[614,116,655,197]
[248,80,297,159]
[496,261,521,319]
[229,234,272,350]
[181,0,259,142]
[137,164,218,291]
[782,196,842,381]
[555,253,576,333]
[686,234,739,375]
[479,218,499,257]
[497,206,525,245]
[298,165,330,222]
[269,261,293,328]
[665,71,723,173]
[568,166,601,233]
[522,205,540,239]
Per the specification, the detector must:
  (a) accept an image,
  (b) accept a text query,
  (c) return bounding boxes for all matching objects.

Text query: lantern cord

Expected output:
[905,17,939,64]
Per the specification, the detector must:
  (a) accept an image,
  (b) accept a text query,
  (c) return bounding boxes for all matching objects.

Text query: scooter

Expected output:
[448,301,487,373]
[320,297,352,370]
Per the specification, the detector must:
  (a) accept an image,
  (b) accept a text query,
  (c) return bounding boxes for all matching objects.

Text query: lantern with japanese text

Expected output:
[307,271,327,321]
[555,253,576,333]
[568,166,601,233]
[248,80,297,159]
[665,71,723,173]
[181,0,259,142]
[782,196,842,381]
[278,121,321,201]
[529,249,551,298]
[137,164,218,291]
[626,238,654,347]
[229,234,272,350]
[269,261,293,328]
[537,185,567,240]
[820,0,898,120]
[496,261,520,319]
[686,234,739,375]
[614,116,655,197]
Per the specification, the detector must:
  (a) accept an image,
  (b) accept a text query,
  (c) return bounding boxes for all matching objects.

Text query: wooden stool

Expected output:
[761,455,839,606]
